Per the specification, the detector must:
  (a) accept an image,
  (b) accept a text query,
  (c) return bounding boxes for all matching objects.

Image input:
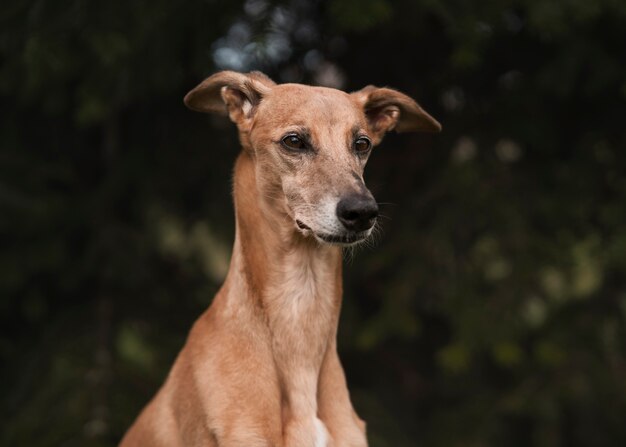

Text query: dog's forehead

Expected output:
[259,84,365,128]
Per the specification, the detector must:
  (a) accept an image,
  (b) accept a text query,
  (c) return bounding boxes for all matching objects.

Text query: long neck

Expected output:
[226,151,343,310]
[222,152,344,424]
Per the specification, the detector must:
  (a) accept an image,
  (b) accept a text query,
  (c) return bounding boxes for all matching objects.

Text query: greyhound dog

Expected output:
[120,71,440,447]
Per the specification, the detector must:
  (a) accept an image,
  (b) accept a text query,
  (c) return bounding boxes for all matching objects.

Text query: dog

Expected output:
[120,70,440,447]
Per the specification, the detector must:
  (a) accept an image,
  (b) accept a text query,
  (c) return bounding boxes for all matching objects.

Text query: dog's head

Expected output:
[185,71,440,246]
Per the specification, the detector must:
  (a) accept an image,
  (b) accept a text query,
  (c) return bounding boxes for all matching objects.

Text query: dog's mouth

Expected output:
[295,220,369,246]
[314,232,370,245]
[296,220,311,231]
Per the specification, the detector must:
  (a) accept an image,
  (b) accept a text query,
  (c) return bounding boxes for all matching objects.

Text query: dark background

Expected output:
[2,0,626,446]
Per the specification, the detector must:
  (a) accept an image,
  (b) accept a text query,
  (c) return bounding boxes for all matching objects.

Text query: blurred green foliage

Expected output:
[2,0,626,446]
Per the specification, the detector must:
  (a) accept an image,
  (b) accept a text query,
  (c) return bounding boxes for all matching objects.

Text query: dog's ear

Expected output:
[351,86,441,144]
[184,71,275,126]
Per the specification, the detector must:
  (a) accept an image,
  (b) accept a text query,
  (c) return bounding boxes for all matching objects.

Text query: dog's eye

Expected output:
[282,135,306,150]
[354,137,372,154]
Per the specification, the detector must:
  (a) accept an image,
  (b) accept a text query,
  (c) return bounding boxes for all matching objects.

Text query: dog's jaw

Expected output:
[295,217,374,247]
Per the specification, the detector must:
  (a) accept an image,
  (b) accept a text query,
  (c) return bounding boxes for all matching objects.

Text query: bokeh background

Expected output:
[2,0,626,446]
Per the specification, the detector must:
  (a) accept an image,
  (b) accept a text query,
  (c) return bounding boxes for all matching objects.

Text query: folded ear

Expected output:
[184,71,275,127]
[351,85,441,143]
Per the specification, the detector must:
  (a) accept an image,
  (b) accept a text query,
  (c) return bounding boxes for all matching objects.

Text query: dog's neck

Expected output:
[228,151,343,308]
[221,151,342,422]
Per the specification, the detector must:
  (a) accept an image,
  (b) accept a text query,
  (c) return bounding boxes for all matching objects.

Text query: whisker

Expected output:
[343,245,355,264]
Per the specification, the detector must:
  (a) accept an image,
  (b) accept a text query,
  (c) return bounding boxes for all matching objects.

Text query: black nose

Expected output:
[336,194,379,232]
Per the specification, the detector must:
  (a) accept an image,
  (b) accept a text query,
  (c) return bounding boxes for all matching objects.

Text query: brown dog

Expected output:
[120,71,440,447]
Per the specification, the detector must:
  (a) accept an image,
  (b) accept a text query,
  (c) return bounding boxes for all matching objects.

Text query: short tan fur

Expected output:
[120,71,440,447]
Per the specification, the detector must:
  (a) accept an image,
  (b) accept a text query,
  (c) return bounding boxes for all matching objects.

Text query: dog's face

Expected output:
[249,84,380,245]
[185,71,440,246]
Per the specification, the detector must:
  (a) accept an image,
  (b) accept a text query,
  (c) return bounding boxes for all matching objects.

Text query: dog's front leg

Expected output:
[270,315,334,446]
[281,370,333,447]
[317,342,368,447]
